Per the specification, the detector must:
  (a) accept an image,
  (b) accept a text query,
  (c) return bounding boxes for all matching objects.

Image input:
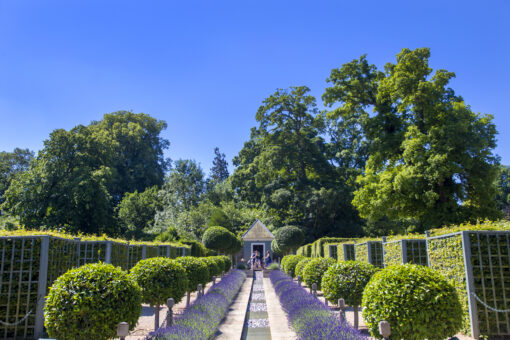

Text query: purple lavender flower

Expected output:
[269,270,366,340]
[147,270,246,340]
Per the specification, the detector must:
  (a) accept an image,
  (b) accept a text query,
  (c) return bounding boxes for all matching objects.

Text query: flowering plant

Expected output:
[148,270,246,340]
[270,270,366,340]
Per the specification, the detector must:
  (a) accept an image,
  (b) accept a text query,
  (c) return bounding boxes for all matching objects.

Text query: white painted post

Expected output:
[34,236,50,339]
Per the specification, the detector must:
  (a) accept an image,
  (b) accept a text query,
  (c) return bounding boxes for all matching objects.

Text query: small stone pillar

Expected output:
[117,322,129,340]
[166,298,175,327]
[197,284,203,297]
[338,299,346,323]
[312,283,317,298]
[297,275,302,287]
[379,320,391,340]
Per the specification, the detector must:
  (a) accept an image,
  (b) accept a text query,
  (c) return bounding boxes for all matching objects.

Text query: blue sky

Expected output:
[1,0,509,174]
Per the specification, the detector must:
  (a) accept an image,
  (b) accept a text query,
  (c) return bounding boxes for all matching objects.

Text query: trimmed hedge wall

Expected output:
[0,231,190,339]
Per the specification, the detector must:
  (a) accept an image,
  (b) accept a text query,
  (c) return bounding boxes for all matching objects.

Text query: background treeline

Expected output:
[1,48,509,242]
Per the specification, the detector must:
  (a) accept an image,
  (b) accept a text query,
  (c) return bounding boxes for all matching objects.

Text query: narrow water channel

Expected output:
[241,271,272,339]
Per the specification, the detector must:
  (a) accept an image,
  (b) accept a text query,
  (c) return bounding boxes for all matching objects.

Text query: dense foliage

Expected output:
[281,254,304,278]
[148,270,246,340]
[201,256,222,278]
[270,270,365,340]
[322,261,378,306]
[294,258,312,278]
[302,257,335,290]
[202,226,237,254]
[362,264,463,339]
[44,263,141,340]
[0,47,503,244]
[129,257,187,306]
[274,225,305,254]
[2,112,169,235]
[175,257,210,292]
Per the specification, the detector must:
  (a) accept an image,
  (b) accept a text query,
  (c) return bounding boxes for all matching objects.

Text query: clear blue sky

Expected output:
[1,0,509,174]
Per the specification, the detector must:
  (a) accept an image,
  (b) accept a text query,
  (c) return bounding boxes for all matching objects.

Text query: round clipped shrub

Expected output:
[202,256,222,277]
[274,226,305,253]
[202,226,236,253]
[212,256,226,274]
[362,264,463,340]
[282,254,304,278]
[176,256,210,290]
[218,255,232,272]
[294,258,312,278]
[302,257,335,290]
[129,257,187,306]
[44,263,141,340]
[322,261,378,307]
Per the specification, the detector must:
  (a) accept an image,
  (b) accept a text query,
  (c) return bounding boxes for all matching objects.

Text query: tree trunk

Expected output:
[186,291,191,307]
[154,305,160,331]
[353,305,359,329]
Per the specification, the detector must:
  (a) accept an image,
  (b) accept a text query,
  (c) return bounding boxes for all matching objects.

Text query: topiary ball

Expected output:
[176,257,210,292]
[302,257,335,290]
[44,263,141,340]
[218,255,232,272]
[129,257,187,306]
[322,261,378,307]
[274,226,305,253]
[202,256,222,277]
[282,254,304,278]
[202,226,236,253]
[362,264,463,340]
[294,258,312,278]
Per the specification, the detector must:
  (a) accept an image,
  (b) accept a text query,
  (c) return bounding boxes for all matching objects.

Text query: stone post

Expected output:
[166,298,175,327]
[379,320,391,340]
[212,276,216,285]
[338,299,346,323]
[312,283,317,298]
[197,284,203,297]
[297,275,302,287]
[117,322,129,340]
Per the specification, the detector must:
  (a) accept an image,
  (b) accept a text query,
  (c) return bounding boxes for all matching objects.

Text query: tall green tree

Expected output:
[154,159,206,237]
[210,147,229,184]
[231,86,363,239]
[0,148,34,212]
[88,111,170,203]
[2,128,115,233]
[117,186,163,239]
[496,166,510,219]
[324,48,501,233]
[1,112,170,234]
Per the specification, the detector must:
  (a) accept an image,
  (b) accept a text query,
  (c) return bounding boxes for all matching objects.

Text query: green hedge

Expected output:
[354,241,383,268]
[310,237,351,258]
[337,243,355,261]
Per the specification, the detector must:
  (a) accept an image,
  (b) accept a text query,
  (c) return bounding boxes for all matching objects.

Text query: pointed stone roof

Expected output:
[242,219,274,241]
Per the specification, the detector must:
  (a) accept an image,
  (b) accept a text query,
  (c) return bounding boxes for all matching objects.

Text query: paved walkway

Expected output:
[263,277,297,340]
[215,276,253,339]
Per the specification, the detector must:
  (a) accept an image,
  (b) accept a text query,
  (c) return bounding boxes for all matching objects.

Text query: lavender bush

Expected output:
[270,270,366,340]
[148,270,246,340]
